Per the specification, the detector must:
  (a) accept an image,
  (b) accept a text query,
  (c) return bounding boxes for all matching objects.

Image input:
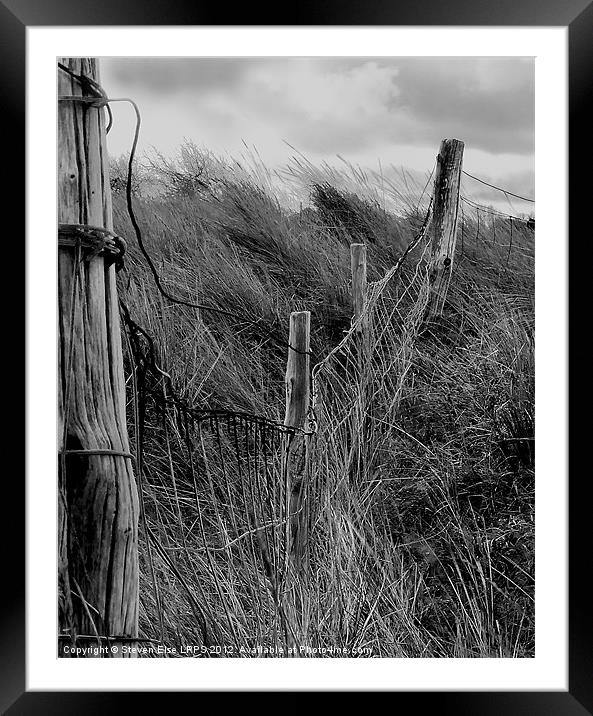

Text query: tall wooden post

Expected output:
[350,243,368,482]
[284,311,311,566]
[350,243,367,336]
[427,138,464,318]
[58,58,139,656]
[284,312,311,430]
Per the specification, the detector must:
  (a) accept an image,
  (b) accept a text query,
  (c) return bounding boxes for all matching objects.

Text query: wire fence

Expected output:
[59,61,535,656]
[116,203,435,653]
[122,300,308,651]
[118,179,531,652]
[460,168,535,228]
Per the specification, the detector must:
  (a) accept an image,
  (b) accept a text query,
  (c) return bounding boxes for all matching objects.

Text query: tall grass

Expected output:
[111,143,534,657]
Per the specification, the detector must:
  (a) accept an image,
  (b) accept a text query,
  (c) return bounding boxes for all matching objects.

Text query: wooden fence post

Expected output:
[350,243,368,482]
[284,311,311,430]
[284,311,311,565]
[58,58,139,656]
[427,138,464,318]
[350,243,367,336]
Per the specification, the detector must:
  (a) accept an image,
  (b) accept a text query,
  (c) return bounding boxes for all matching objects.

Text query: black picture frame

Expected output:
[11,0,590,710]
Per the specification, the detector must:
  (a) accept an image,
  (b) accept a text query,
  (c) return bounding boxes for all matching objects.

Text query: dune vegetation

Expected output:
[110,142,535,658]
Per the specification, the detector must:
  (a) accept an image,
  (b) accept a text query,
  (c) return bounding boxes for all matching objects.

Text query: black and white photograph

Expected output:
[56,53,537,661]
[11,8,588,704]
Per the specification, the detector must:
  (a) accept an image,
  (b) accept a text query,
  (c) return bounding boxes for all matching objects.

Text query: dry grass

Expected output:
[111,143,534,657]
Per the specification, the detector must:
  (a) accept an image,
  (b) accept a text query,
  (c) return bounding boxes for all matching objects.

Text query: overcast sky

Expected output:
[100,57,534,211]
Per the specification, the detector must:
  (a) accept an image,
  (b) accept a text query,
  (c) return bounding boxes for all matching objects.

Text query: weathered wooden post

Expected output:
[427,138,464,318]
[350,243,367,336]
[58,58,139,656]
[284,311,311,566]
[350,243,368,482]
[284,312,311,430]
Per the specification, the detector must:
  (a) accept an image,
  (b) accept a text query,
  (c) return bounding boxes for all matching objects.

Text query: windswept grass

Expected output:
[112,143,534,657]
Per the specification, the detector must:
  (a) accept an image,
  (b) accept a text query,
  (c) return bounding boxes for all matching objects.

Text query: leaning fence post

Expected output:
[284,311,311,566]
[427,138,464,318]
[58,58,139,656]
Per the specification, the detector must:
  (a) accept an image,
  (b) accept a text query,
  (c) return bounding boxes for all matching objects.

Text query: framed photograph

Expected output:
[12,0,589,710]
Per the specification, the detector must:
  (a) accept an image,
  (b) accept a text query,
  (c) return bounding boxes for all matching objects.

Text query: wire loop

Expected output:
[58,224,126,271]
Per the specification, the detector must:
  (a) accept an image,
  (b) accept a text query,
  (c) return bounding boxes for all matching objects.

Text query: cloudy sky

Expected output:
[100,57,534,212]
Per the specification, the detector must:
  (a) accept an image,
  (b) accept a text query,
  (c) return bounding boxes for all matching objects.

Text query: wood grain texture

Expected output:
[284,311,311,430]
[428,138,464,318]
[283,312,310,568]
[58,58,139,656]
[350,243,367,335]
[349,244,369,485]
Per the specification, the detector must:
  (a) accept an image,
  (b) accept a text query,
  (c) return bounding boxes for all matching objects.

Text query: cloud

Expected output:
[102,57,253,94]
[101,56,534,198]
[386,58,534,154]
[231,57,534,157]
